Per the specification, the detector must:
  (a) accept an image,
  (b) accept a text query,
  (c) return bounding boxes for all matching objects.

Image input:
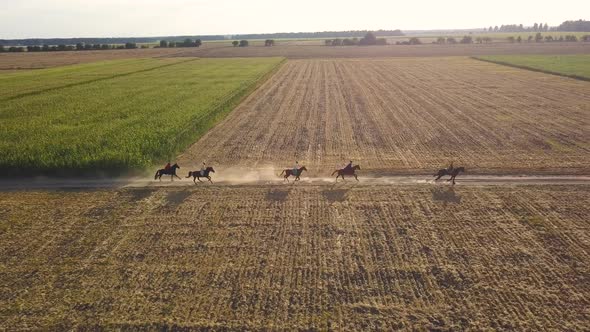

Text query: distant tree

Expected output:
[26,46,34,52]
[140,45,149,49]
[332,38,342,46]
[101,44,110,50]
[554,20,590,32]
[582,35,590,42]
[489,26,493,32]
[460,35,473,44]
[516,36,522,43]
[436,37,446,44]
[533,23,539,31]
[483,37,492,43]
[232,40,239,47]
[0,45,5,52]
[342,38,356,46]
[446,37,457,44]
[125,42,137,49]
[239,40,249,47]
[324,39,332,46]
[57,44,67,51]
[558,36,564,42]
[264,39,275,46]
[527,35,533,42]
[42,44,50,51]
[519,24,524,31]
[160,40,168,48]
[483,27,487,32]
[168,41,176,48]
[476,37,483,44]
[376,38,387,45]
[408,37,422,45]
[565,35,578,42]
[543,23,549,31]
[93,44,101,50]
[76,43,84,50]
[507,36,515,43]
[494,26,499,32]
[359,32,377,45]
[534,32,543,42]
[195,39,202,47]
[84,44,93,50]
[544,36,554,42]
[116,45,125,49]
[9,46,25,52]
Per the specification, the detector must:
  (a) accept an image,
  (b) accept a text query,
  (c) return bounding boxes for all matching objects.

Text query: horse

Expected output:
[186,167,216,184]
[280,166,307,182]
[154,163,181,181]
[332,165,361,182]
[433,166,465,185]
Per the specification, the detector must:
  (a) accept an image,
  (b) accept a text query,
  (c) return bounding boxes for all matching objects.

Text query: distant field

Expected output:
[475,54,590,80]
[0,57,284,174]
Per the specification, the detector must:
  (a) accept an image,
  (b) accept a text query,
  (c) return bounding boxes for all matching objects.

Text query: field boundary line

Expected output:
[1,58,200,102]
[471,56,590,82]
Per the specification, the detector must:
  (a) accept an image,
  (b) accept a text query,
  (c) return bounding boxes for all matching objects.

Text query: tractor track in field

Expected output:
[0,174,588,191]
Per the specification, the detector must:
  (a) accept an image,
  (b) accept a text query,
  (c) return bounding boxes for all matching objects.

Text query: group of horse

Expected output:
[155,163,465,184]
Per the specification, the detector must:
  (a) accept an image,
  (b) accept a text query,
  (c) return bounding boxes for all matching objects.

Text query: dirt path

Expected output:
[0,174,588,191]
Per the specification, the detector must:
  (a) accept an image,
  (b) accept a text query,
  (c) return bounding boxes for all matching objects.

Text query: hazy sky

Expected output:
[1,0,588,39]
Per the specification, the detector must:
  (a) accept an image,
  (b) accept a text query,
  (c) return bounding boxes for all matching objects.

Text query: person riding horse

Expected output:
[343,160,353,172]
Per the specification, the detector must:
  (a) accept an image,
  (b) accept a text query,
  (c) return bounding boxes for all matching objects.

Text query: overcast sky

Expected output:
[1,0,588,39]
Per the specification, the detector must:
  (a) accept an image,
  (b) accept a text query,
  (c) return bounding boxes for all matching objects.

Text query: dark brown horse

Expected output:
[434,166,465,185]
[280,166,307,182]
[186,167,215,184]
[155,163,181,181]
[332,165,361,182]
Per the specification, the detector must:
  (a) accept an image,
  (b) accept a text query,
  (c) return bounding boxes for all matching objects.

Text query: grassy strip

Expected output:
[0,58,285,176]
[472,55,590,81]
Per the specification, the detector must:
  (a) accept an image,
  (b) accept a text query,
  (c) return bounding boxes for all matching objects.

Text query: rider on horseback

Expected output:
[164,162,171,172]
[200,162,206,176]
[447,161,454,173]
[293,161,299,175]
[344,160,353,172]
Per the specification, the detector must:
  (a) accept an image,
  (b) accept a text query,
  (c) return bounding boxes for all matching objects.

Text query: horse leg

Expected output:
[208,176,212,183]
[197,177,203,183]
[354,174,359,181]
[175,174,181,180]
[193,177,197,184]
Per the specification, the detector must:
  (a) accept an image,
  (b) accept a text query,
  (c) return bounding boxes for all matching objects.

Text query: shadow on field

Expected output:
[266,188,290,202]
[322,188,349,203]
[166,190,192,208]
[431,187,462,204]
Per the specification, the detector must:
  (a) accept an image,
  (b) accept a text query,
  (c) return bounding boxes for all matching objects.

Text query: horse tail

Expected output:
[331,170,338,176]
[154,170,159,180]
[279,170,285,176]
[186,171,192,178]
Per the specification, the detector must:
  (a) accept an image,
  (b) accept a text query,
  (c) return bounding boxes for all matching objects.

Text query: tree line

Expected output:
[158,39,202,48]
[483,20,590,33]
[0,30,404,47]
[324,32,387,46]
[506,33,589,43]
[0,42,141,53]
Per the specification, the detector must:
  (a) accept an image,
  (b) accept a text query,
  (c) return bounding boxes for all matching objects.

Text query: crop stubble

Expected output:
[0,185,588,329]
[179,57,590,175]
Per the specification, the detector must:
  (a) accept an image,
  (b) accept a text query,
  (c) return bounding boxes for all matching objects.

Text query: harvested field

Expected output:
[0,184,588,330]
[170,42,590,59]
[179,57,590,175]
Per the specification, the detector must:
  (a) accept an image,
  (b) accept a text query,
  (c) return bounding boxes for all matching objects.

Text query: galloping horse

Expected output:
[434,166,465,185]
[280,166,307,182]
[155,163,181,181]
[332,165,361,182]
[186,167,216,184]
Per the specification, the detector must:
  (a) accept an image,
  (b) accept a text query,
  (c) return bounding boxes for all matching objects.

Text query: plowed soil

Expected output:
[179,57,590,175]
[1,185,588,330]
